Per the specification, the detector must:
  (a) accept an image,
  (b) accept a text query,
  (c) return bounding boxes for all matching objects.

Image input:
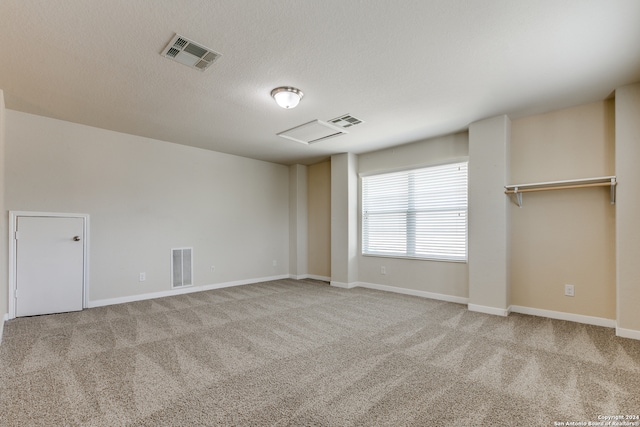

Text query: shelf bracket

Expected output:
[514,187,522,208]
[610,178,616,205]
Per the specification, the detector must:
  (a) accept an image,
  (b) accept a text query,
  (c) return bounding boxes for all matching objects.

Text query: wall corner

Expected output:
[468,114,510,313]
[289,164,308,278]
[330,153,358,285]
[0,90,8,322]
[615,82,640,334]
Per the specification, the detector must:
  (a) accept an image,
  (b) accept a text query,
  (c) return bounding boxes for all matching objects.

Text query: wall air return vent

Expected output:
[171,247,193,288]
[277,120,348,145]
[329,114,364,128]
[161,34,221,71]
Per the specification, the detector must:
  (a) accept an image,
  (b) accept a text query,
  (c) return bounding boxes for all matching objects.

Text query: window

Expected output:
[362,161,468,262]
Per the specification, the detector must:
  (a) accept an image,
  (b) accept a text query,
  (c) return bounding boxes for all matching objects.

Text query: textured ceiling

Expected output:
[1,0,639,165]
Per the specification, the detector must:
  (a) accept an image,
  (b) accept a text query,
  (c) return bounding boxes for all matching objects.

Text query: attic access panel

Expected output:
[277,120,348,145]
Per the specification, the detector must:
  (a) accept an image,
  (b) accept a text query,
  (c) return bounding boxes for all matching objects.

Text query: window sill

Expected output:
[362,253,468,264]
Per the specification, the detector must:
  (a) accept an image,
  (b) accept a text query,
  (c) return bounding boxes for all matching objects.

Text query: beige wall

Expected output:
[289,164,307,278]
[510,100,616,319]
[307,160,331,278]
[5,110,290,303]
[357,133,469,297]
[0,91,6,321]
[354,101,618,320]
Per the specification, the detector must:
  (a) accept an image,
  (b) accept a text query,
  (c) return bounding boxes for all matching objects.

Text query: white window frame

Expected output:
[361,161,468,262]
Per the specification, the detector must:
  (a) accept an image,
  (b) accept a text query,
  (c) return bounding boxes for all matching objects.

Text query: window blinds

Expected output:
[362,161,468,262]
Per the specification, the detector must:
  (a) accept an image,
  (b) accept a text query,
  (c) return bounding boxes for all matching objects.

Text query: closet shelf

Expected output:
[504,176,616,207]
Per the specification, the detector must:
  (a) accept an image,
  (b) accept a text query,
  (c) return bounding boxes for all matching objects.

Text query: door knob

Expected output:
[73,236,81,241]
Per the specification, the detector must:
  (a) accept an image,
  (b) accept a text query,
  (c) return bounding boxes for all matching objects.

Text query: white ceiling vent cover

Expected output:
[329,114,364,128]
[277,120,348,145]
[161,34,221,71]
[171,247,193,288]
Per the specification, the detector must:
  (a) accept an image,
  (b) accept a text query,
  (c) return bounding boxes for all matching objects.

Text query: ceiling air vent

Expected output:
[161,34,221,71]
[277,120,348,145]
[329,114,364,128]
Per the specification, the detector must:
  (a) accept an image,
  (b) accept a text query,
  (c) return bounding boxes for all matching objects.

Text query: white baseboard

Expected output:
[0,313,7,345]
[330,281,357,289]
[306,274,331,282]
[201,274,289,291]
[510,305,616,328]
[88,285,201,308]
[87,274,290,308]
[290,274,331,282]
[468,303,510,317]
[616,327,640,341]
[356,282,469,305]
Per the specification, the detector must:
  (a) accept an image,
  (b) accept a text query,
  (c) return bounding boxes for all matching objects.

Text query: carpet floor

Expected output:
[0,279,639,426]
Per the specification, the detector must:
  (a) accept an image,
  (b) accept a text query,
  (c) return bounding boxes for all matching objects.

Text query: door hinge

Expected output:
[14,231,20,240]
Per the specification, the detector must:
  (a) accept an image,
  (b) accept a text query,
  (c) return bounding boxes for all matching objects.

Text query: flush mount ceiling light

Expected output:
[271,87,304,109]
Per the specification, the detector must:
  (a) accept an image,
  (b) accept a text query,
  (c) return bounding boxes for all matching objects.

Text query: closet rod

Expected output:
[504,176,616,207]
[504,181,614,194]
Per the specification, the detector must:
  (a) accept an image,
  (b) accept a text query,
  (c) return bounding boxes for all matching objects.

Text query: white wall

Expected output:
[5,110,290,304]
[357,133,469,298]
[331,153,358,288]
[616,83,640,336]
[331,153,358,287]
[468,115,510,315]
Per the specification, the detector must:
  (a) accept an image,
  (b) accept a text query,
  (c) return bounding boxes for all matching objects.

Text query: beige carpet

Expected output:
[1,278,639,426]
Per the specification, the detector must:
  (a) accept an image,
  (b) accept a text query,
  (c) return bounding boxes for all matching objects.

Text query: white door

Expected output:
[15,216,85,317]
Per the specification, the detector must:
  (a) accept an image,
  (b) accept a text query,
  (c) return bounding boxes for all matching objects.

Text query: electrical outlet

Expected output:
[210,266,215,272]
[272,260,277,267]
[564,284,574,297]
[139,272,146,282]
[381,266,386,275]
